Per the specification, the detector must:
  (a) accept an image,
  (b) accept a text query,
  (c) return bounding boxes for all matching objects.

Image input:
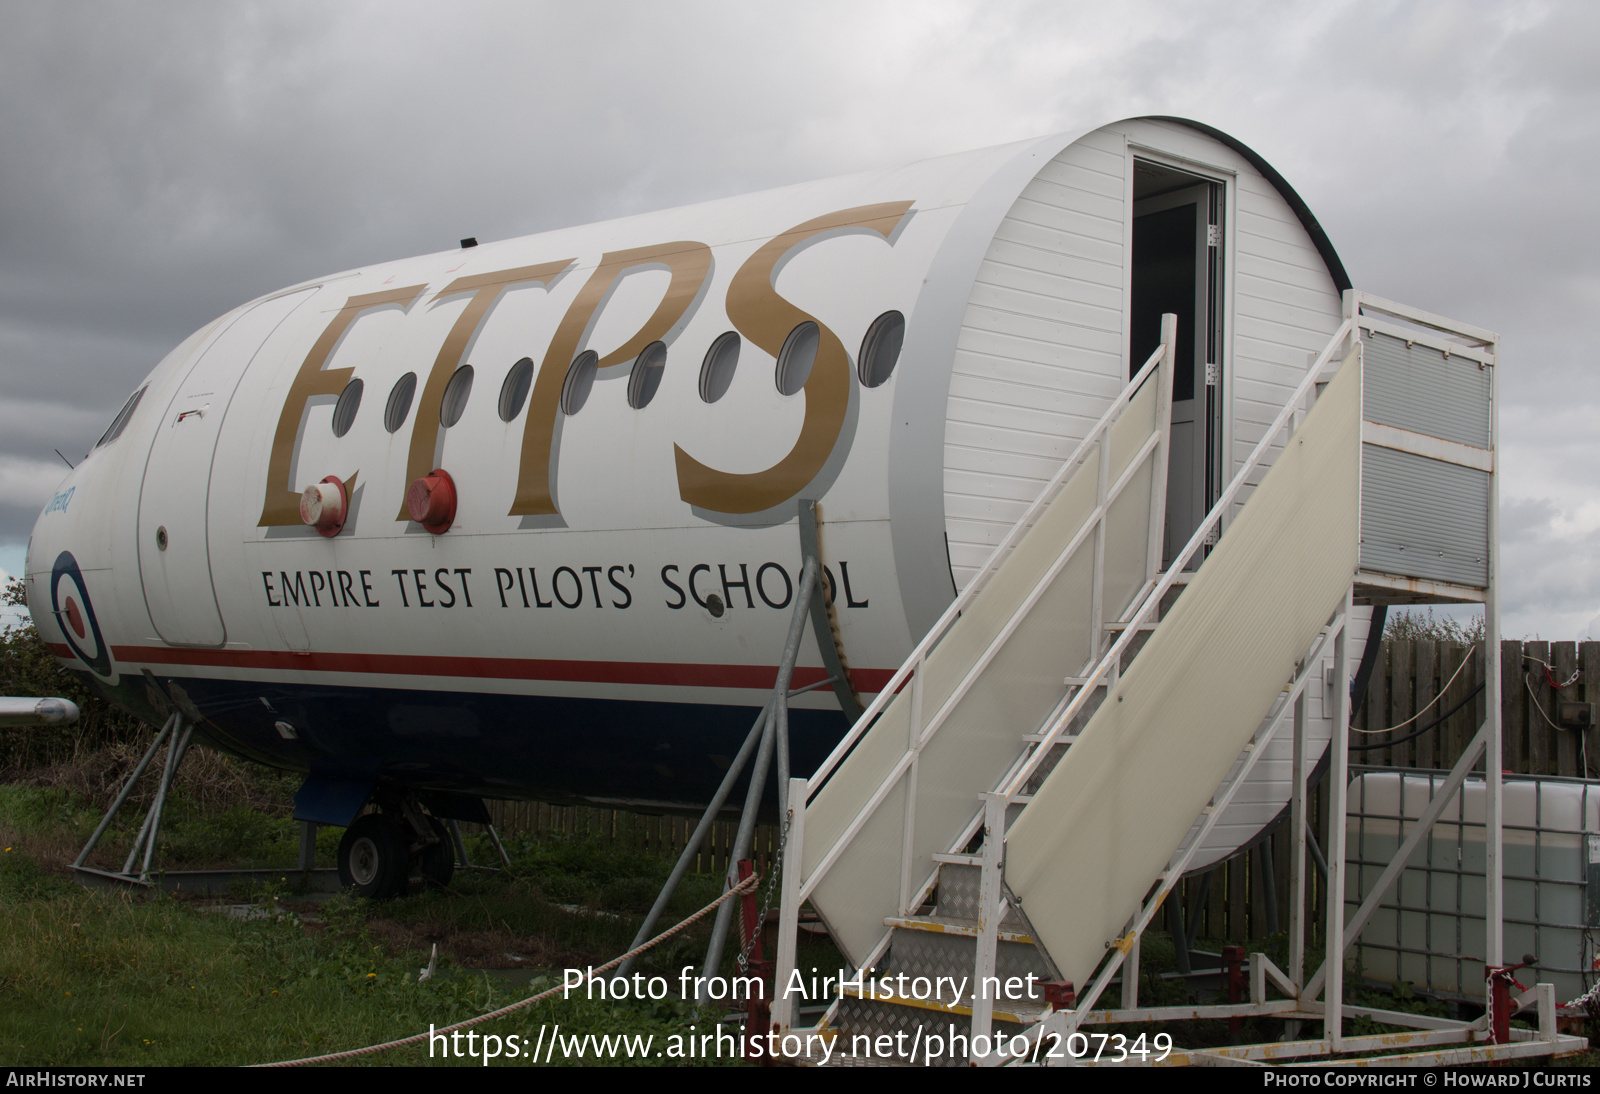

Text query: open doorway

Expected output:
[1130,160,1223,569]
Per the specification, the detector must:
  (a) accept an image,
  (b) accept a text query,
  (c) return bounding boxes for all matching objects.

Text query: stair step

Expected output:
[839,980,1049,1025]
[1021,732,1077,745]
[1104,620,1158,632]
[930,852,980,866]
[884,914,1034,944]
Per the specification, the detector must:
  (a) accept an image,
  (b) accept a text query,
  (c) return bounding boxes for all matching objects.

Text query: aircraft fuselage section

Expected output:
[23,143,1030,805]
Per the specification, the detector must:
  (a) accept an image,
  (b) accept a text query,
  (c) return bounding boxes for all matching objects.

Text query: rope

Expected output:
[254,871,761,1067]
[1526,672,1568,733]
[1351,646,1477,734]
[1347,681,1484,752]
[1523,653,1582,691]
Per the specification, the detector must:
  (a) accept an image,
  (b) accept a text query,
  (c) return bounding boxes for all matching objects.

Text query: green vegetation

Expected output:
[0,794,819,1066]
[0,573,835,1067]
[0,849,733,1065]
[1383,607,1486,644]
[2,576,145,772]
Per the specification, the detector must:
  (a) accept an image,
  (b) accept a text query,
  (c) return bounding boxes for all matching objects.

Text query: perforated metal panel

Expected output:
[880,927,1051,986]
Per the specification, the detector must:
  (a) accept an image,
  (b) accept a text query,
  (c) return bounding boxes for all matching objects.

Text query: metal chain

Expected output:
[1558,977,1600,1012]
[736,813,790,975]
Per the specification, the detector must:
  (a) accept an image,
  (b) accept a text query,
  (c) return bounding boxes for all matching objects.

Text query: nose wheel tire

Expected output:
[338,813,409,899]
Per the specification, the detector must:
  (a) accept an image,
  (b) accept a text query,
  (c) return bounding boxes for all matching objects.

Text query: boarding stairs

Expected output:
[768,294,1558,1065]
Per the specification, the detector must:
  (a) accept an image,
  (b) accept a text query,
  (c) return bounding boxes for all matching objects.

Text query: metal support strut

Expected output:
[73,709,195,884]
[697,555,818,999]
[622,497,845,984]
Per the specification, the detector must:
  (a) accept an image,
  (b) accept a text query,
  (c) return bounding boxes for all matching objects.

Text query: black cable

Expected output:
[1348,680,1485,752]
[1349,604,1388,718]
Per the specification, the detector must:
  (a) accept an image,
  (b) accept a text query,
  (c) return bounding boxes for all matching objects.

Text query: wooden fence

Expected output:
[1179,639,1599,945]
[486,639,1597,944]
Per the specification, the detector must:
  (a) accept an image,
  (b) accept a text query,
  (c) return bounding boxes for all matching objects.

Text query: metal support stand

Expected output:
[297,821,318,871]
[72,710,194,885]
[485,824,513,869]
[1323,589,1353,1051]
[769,295,1563,1065]
[699,557,818,998]
[620,507,841,986]
[616,699,775,978]
[969,792,1007,1060]
[447,819,471,868]
[74,711,178,871]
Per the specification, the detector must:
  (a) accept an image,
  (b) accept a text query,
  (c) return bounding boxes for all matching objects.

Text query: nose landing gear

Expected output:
[335,795,456,899]
[337,813,410,899]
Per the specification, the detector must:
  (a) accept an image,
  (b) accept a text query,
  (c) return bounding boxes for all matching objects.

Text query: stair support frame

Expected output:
[772,297,1547,1066]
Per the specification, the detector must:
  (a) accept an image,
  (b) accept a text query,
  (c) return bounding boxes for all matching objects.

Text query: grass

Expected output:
[1,769,1589,1067]
[0,783,838,1066]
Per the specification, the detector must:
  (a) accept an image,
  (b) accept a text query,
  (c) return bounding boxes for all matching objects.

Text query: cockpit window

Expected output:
[95,386,146,448]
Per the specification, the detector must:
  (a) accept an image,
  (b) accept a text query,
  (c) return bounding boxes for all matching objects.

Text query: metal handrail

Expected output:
[803,340,1172,801]
[794,425,1169,904]
[995,316,1355,802]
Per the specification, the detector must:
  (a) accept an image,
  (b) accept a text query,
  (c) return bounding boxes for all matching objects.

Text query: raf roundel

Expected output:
[49,551,116,683]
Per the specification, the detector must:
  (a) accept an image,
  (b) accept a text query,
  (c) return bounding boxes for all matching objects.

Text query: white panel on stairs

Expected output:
[1005,347,1363,988]
[805,370,1165,968]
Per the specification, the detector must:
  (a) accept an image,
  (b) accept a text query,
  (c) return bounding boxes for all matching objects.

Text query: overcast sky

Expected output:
[1,0,1595,639]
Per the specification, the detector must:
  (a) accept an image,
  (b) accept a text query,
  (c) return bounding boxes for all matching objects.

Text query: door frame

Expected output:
[1123,142,1237,557]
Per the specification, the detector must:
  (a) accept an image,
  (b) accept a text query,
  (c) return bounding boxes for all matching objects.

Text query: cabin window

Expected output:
[331,378,363,437]
[95,385,146,448]
[384,372,417,433]
[499,357,534,422]
[628,341,667,409]
[775,321,818,396]
[561,350,598,415]
[858,311,904,388]
[440,365,474,428]
[699,332,739,403]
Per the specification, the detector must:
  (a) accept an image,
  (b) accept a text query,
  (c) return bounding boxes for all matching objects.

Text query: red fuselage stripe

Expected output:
[86,643,893,692]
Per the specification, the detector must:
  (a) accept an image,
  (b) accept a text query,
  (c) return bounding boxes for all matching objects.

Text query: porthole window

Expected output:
[627,342,667,409]
[499,357,534,422]
[384,372,417,433]
[440,365,474,428]
[858,310,904,388]
[699,331,739,404]
[775,321,819,396]
[331,378,363,437]
[561,350,598,415]
[95,385,146,448]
